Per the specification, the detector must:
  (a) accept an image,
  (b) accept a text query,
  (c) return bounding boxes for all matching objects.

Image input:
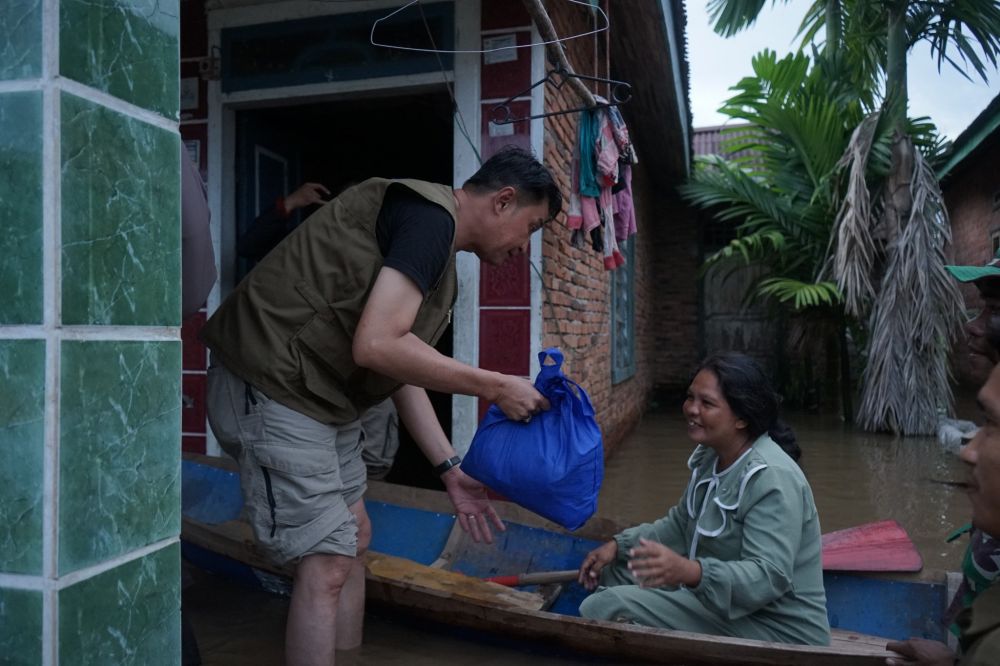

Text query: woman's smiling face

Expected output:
[682,369,747,451]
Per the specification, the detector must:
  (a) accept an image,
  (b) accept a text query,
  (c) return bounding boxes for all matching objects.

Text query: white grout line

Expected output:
[0,572,46,589]
[53,538,179,590]
[0,326,181,342]
[41,1,58,662]
[0,538,179,592]
[57,78,179,134]
[0,79,45,93]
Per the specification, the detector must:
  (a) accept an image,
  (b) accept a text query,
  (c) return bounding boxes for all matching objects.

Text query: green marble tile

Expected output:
[61,93,181,326]
[59,340,180,575]
[60,0,179,119]
[59,543,180,666]
[0,587,43,665]
[0,340,45,575]
[0,0,42,80]
[0,91,43,325]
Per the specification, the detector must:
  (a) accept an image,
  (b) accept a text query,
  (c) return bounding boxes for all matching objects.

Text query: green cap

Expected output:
[945,247,1000,283]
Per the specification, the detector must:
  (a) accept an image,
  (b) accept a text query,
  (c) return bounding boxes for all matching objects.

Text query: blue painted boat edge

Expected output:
[181,459,950,641]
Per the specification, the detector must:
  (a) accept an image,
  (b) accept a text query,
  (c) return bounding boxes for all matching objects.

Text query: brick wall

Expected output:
[542,1,697,454]
[649,196,701,393]
[944,139,1000,386]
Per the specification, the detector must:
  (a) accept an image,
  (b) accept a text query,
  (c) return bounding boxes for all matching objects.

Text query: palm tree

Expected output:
[682,49,945,421]
[704,0,1000,434]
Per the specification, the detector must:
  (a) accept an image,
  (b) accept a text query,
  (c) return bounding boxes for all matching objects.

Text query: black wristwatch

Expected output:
[433,455,461,476]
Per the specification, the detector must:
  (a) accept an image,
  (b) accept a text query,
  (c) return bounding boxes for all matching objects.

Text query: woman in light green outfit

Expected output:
[578,353,830,646]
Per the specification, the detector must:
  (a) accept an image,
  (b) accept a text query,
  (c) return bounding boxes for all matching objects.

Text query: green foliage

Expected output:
[710,0,1000,87]
[758,278,843,309]
[680,50,865,313]
[907,0,1000,82]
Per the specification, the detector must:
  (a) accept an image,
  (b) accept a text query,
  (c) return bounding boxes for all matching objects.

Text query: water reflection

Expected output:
[598,411,970,572]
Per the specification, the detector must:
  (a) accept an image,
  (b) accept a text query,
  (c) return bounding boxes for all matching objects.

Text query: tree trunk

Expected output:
[885,3,908,131]
[825,0,842,52]
[838,311,853,424]
[878,3,912,243]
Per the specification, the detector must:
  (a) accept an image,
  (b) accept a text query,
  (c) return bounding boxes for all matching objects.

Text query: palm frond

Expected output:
[707,0,775,37]
[831,112,880,317]
[757,277,843,310]
[907,0,1000,82]
[856,140,965,435]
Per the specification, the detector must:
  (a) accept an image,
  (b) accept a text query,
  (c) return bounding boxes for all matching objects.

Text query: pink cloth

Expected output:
[614,164,636,242]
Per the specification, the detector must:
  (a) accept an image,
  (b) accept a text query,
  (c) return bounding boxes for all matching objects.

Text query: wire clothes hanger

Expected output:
[370,0,608,54]
[490,66,632,126]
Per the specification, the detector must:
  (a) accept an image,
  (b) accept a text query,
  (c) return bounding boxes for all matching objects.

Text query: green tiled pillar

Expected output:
[0,1,182,664]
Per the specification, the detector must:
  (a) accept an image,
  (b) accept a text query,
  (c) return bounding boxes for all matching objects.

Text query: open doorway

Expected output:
[234,89,455,487]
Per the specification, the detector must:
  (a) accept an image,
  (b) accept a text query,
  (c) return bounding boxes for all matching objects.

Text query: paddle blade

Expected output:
[821,520,923,572]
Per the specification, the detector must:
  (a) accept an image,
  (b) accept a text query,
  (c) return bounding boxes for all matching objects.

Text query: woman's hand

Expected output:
[627,538,702,589]
[578,540,618,591]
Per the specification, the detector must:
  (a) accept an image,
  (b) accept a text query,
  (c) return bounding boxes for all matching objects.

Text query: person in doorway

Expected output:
[203,146,561,666]
[237,181,331,263]
[181,154,217,319]
[886,364,1000,666]
[577,352,830,646]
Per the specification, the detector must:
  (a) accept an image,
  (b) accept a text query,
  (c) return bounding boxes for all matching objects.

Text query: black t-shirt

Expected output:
[376,184,454,296]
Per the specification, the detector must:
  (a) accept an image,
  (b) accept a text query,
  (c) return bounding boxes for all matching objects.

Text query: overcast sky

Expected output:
[684,0,1000,140]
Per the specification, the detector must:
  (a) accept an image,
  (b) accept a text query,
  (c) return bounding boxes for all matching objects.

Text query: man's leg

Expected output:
[284,500,371,666]
[335,499,371,650]
[286,553,353,666]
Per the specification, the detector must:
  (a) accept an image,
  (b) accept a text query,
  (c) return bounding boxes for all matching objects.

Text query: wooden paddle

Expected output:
[821,519,923,572]
[484,570,580,586]
[485,520,923,586]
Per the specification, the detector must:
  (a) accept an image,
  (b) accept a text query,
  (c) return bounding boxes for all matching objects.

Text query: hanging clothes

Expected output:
[564,101,639,270]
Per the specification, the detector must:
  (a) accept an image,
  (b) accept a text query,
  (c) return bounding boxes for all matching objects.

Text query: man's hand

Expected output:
[440,466,505,544]
[578,540,618,591]
[885,638,955,666]
[285,182,330,212]
[627,538,702,589]
[492,375,550,422]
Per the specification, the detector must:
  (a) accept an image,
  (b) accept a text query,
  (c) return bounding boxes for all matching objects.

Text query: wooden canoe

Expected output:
[181,453,951,665]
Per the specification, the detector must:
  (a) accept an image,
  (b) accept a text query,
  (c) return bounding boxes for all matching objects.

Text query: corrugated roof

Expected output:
[692,123,755,159]
[938,93,1000,182]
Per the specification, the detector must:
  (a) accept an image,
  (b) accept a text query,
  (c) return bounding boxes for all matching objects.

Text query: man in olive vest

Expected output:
[203,147,561,666]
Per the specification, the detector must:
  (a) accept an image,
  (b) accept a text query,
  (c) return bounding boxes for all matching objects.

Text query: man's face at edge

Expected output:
[962,364,1000,537]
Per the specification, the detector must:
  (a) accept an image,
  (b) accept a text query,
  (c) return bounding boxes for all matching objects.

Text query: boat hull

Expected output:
[181,455,949,664]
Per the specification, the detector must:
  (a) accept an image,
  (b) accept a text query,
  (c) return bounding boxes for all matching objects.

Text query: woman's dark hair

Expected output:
[696,352,801,463]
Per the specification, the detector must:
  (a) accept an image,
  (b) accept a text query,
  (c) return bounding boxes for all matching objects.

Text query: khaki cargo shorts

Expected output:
[206,359,367,564]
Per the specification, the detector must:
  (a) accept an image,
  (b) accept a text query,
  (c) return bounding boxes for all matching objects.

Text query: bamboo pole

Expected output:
[521,0,597,107]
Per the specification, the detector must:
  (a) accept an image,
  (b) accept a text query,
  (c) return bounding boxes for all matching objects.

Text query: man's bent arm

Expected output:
[391,384,505,543]
[354,267,547,421]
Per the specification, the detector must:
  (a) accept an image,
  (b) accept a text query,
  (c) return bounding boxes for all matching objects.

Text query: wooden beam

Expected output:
[521,0,597,107]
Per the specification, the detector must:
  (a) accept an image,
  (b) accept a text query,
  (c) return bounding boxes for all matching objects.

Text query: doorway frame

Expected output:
[203,0,483,455]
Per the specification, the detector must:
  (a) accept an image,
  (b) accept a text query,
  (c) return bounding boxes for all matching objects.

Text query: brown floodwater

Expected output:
[183,409,973,664]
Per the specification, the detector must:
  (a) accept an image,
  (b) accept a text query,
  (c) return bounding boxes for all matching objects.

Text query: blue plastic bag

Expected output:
[462,348,604,530]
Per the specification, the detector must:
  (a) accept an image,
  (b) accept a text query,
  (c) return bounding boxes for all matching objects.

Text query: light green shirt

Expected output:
[614,435,830,645]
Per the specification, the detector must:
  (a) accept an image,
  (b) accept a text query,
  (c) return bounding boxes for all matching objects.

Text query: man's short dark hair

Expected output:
[463,147,562,221]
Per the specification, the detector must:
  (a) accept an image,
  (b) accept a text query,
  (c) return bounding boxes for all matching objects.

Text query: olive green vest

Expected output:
[202,178,458,424]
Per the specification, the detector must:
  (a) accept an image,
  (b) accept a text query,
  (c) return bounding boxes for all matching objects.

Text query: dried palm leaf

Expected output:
[857,140,964,435]
[831,112,880,317]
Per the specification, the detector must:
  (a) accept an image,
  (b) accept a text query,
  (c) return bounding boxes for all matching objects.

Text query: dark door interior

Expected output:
[234,89,456,487]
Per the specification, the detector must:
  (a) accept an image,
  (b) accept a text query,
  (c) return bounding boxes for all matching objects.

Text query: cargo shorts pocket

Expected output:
[247,443,353,563]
